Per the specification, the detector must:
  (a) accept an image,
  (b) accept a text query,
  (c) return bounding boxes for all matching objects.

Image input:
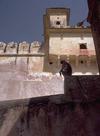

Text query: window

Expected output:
[56,21,61,25]
[80,60,84,64]
[80,43,87,49]
[49,62,53,65]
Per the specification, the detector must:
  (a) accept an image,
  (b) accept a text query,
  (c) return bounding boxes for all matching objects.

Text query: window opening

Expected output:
[80,60,84,64]
[80,44,87,49]
[56,21,61,25]
[49,62,53,65]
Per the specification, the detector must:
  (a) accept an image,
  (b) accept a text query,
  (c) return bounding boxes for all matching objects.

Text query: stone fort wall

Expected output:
[0,41,44,73]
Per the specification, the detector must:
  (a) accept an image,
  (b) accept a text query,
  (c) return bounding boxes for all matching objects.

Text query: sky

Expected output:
[0,0,88,43]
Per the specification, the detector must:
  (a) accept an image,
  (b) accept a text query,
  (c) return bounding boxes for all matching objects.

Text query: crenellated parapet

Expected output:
[0,41,45,73]
[0,41,42,55]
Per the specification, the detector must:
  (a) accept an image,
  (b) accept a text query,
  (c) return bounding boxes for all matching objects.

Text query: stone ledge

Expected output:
[0,75,99,101]
[0,75,99,107]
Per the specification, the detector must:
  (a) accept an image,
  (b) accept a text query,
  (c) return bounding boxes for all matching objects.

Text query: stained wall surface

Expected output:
[0,76,99,136]
[48,32,98,74]
[0,73,63,101]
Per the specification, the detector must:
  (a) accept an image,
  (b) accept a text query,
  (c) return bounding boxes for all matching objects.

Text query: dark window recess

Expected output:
[80,60,87,64]
[56,21,61,25]
[80,60,84,64]
[49,62,53,65]
[80,44,87,49]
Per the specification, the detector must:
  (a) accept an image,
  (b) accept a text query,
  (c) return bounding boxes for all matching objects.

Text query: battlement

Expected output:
[0,41,45,73]
[0,41,41,55]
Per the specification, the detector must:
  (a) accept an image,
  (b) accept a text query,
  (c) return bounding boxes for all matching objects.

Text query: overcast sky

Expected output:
[0,0,88,43]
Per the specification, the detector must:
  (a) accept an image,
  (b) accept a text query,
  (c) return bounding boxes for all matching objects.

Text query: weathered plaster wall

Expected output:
[49,33,95,55]
[48,32,98,74]
[28,57,44,73]
[0,76,99,136]
[0,41,44,73]
[0,73,63,101]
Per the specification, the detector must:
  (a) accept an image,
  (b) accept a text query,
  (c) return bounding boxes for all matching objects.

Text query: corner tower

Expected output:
[43,8,70,56]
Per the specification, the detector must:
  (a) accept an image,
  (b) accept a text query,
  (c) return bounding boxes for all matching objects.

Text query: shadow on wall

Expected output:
[0,96,99,136]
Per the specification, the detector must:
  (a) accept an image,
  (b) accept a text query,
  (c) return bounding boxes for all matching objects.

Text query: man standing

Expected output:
[59,60,72,77]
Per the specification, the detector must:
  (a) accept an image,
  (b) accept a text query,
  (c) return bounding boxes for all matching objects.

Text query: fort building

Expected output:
[43,8,98,74]
[0,8,99,75]
[0,3,100,136]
